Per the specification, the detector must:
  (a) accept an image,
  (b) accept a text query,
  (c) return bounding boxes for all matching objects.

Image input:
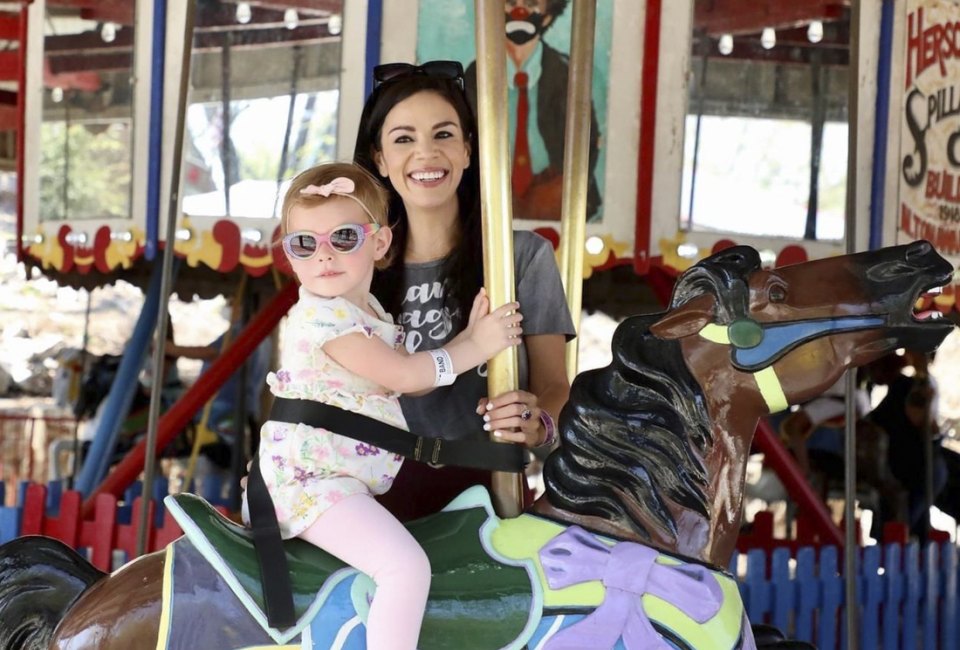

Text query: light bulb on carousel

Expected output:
[100,22,117,43]
[761,27,776,50]
[328,14,343,36]
[807,20,824,44]
[235,2,252,24]
[718,34,733,56]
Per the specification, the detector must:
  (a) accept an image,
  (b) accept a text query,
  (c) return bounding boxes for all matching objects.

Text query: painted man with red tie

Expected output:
[465,0,602,221]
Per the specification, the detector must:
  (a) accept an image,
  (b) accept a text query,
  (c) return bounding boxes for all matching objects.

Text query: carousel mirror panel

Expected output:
[39,0,136,223]
[180,1,345,222]
[681,2,851,242]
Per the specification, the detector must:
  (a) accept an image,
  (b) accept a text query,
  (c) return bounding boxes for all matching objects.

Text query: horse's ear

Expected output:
[651,295,715,340]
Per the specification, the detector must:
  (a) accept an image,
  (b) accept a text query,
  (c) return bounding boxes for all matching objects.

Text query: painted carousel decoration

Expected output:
[0,241,952,649]
[892,0,960,312]
[19,0,344,282]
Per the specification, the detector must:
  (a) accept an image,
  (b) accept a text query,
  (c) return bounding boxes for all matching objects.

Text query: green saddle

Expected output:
[165,489,537,649]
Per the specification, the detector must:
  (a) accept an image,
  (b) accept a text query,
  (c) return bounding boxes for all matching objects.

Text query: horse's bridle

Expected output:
[700,315,886,413]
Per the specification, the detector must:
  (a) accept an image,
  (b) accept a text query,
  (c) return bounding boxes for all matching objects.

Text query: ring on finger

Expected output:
[520,408,533,421]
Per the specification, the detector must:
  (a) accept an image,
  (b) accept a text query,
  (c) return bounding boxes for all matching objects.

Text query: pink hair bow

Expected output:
[301,177,356,197]
[298,175,377,222]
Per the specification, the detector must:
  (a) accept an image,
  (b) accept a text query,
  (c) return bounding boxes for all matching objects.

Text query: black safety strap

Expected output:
[248,397,525,629]
[269,397,527,472]
[248,458,296,629]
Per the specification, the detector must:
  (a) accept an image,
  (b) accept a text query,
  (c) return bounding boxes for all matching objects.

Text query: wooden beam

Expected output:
[47,51,131,74]
[694,38,850,66]
[193,24,336,52]
[48,0,133,22]
[44,27,134,54]
[196,3,287,30]
[0,50,18,82]
[0,13,19,40]
[695,0,848,36]
[79,5,134,25]
[196,14,332,34]
[768,22,849,49]
[227,0,341,16]
[43,57,101,91]
[693,20,851,56]
[47,0,130,9]
[0,103,17,131]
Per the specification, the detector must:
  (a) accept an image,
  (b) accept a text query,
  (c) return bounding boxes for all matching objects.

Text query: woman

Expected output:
[354,61,575,519]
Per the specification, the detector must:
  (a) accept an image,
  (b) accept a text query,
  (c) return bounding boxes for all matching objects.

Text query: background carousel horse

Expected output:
[0,242,953,650]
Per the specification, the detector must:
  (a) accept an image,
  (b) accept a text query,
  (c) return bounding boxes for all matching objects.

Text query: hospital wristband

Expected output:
[428,348,457,386]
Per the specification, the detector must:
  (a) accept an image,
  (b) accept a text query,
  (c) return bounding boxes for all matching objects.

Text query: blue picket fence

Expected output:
[731,541,960,649]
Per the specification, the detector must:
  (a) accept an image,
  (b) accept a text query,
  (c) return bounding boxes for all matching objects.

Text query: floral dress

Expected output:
[259,289,407,538]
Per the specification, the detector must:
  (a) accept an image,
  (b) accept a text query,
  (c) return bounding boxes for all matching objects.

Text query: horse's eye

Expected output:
[769,285,787,303]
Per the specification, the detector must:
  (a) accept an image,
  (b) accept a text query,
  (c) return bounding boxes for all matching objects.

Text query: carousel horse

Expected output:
[0,242,953,650]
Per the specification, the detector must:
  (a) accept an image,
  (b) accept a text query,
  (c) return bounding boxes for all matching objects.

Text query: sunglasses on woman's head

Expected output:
[373,60,465,91]
[282,223,381,259]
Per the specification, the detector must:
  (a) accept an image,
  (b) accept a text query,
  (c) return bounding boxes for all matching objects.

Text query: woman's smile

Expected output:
[408,167,449,187]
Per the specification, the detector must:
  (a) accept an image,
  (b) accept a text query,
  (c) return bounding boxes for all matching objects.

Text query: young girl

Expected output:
[262,162,523,649]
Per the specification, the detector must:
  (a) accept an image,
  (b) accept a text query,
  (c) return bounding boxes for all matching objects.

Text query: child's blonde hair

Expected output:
[280,162,392,268]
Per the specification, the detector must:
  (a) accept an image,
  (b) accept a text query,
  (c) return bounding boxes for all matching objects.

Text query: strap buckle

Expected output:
[413,437,443,466]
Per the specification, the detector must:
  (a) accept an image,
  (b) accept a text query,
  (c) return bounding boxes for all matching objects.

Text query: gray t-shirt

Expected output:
[397,230,576,441]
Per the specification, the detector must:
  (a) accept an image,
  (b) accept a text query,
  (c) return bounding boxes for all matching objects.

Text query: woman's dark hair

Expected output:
[354,75,483,328]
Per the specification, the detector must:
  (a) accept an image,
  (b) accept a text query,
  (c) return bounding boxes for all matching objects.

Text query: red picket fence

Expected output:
[18,483,188,571]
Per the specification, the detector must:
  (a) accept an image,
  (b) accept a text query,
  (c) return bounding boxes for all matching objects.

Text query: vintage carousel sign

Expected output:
[899,1,960,260]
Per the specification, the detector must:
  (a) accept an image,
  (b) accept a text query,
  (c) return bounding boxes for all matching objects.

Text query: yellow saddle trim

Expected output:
[490,515,744,650]
[156,545,175,650]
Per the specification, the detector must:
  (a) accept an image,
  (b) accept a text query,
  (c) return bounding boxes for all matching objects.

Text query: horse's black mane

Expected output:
[542,247,761,543]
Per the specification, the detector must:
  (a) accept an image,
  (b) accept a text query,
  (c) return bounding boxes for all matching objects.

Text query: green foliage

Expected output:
[39,121,132,222]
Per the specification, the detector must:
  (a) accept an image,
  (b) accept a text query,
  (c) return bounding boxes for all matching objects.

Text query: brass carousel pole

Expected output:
[474,0,523,517]
[557,0,596,379]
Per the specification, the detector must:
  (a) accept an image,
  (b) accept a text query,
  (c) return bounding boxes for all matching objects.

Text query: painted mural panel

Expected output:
[898,0,960,263]
[416,0,613,224]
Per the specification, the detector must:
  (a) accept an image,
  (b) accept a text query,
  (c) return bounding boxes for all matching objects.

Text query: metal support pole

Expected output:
[474,0,522,518]
[69,290,92,491]
[922,369,934,540]
[805,50,825,240]
[558,0,596,380]
[686,37,709,230]
[844,2,862,647]
[87,282,299,518]
[137,0,197,557]
[273,45,303,217]
[220,32,235,216]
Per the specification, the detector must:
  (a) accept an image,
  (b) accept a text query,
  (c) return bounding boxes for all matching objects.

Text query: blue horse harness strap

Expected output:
[730,316,886,371]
